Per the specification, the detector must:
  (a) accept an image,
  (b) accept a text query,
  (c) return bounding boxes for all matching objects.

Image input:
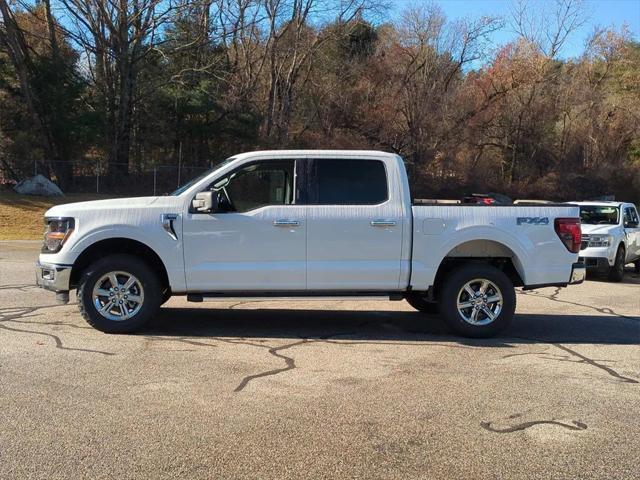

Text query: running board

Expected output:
[187,292,405,302]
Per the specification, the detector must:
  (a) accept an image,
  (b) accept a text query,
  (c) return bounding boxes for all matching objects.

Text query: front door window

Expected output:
[211,160,295,213]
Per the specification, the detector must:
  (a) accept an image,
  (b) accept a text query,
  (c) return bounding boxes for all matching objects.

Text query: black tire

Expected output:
[77,254,161,333]
[635,260,640,274]
[438,264,516,338]
[160,288,172,306]
[405,293,439,315]
[608,245,625,282]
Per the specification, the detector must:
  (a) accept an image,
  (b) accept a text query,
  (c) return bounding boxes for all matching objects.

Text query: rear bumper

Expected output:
[522,262,585,290]
[35,261,72,293]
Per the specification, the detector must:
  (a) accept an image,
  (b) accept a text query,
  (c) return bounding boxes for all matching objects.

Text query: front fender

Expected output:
[43,223,186,293]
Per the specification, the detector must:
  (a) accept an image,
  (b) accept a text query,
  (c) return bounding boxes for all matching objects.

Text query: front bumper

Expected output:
[569,262,586,284]
[577,256,610,273]
[35,261,72,293]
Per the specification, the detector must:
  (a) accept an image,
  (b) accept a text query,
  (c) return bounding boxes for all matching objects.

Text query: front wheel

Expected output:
[438,264,516,338]
[77,254,161,333]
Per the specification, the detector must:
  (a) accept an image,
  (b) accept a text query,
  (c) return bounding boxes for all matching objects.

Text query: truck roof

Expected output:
[572,201,626,207]
[233,150,398,160]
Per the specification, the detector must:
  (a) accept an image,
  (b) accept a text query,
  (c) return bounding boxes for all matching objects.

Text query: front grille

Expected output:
[580,234,590,250]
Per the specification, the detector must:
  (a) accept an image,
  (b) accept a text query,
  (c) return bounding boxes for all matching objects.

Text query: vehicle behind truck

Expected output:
[574,201,640,281]
[36,150,585,338]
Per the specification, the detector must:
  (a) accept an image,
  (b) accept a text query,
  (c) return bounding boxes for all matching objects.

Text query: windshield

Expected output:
[579,206,619,225]
[171,156,237,196]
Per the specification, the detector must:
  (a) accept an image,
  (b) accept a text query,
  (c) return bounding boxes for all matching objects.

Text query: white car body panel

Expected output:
[305,154,410,290]
[410,205,580,288]
[43,196,188,292]
[306,203,405,289]
[183,205,307,291]
[39,150,583,296]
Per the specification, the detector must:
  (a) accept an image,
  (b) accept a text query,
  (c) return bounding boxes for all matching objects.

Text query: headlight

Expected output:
[587,235,612,248]
[42,217,75,253]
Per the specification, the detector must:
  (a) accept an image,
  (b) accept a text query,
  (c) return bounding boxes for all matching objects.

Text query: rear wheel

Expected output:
[77,254,161,333]
[608,246,625,282]
[438,264,516,338]
[405,293,439,315]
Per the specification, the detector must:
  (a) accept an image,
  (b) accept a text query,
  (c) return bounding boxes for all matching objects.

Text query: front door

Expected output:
[183,159,306,291]
[305,157,404,290]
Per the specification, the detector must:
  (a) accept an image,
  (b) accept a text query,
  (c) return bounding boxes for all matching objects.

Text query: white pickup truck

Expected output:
[574,201,640,281]
[36,150,585,337]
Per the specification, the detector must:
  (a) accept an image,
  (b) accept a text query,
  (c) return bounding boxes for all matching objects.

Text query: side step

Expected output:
[187,292,405,302]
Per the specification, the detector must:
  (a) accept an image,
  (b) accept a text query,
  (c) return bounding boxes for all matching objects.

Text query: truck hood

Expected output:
[580,223,618,235]
[45,196,179,217]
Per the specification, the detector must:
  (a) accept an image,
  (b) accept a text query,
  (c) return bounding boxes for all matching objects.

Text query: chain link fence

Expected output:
[2,159,213,196]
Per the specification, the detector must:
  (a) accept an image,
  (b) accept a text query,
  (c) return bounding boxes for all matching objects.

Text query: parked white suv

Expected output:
[36,150,586,337]
[574,201,640,281]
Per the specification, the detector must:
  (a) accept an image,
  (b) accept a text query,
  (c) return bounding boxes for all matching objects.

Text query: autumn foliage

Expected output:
[0,1,638,202]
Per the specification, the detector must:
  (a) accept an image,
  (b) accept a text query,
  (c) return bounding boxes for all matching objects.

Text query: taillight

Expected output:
[554,217,581,253]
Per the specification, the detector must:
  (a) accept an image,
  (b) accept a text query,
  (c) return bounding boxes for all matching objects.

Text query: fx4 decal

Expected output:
[517,217,549,226]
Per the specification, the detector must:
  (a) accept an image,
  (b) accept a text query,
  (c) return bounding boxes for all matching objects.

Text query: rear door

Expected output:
[305,157,404,290]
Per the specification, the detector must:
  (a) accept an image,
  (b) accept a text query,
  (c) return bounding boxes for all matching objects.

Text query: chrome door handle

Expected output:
[370,219,397,227]
[273,219,301,227]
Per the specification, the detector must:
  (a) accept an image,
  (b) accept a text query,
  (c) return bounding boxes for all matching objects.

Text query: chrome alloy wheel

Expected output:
[456,278,503,326]
[92,271,145,321]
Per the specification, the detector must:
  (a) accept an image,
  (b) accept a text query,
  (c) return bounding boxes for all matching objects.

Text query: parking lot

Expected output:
[1,240,639,479]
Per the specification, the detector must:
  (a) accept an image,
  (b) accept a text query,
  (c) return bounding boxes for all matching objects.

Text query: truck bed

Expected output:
[408,204,580,289]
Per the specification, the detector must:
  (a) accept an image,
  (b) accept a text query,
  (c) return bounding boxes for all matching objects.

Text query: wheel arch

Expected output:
[430,239,524,297]
[70,237,170,293]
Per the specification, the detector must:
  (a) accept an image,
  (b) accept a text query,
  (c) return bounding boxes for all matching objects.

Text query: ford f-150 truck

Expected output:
[36,150,585,337]
[574,201,640,281]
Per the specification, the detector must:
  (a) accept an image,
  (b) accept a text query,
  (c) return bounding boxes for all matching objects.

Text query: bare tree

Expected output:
[511,0,588,58]
[0,0,71,183]
[259,0,372,143]
[394,4,502,177]
[57,0,177,178]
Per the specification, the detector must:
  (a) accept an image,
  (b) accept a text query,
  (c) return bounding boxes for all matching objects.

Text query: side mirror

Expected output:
[192,191,217,213]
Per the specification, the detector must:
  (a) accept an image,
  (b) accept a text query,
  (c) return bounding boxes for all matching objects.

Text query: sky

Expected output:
[388,0,640,59]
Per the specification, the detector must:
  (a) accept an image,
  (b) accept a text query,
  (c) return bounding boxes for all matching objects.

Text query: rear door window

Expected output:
[307,158,388,205]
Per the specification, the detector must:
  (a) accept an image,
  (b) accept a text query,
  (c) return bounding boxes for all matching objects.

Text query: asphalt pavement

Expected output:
[1,241,639,479]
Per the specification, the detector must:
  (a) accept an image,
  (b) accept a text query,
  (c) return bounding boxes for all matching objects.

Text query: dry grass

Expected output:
[0,190,114,240]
